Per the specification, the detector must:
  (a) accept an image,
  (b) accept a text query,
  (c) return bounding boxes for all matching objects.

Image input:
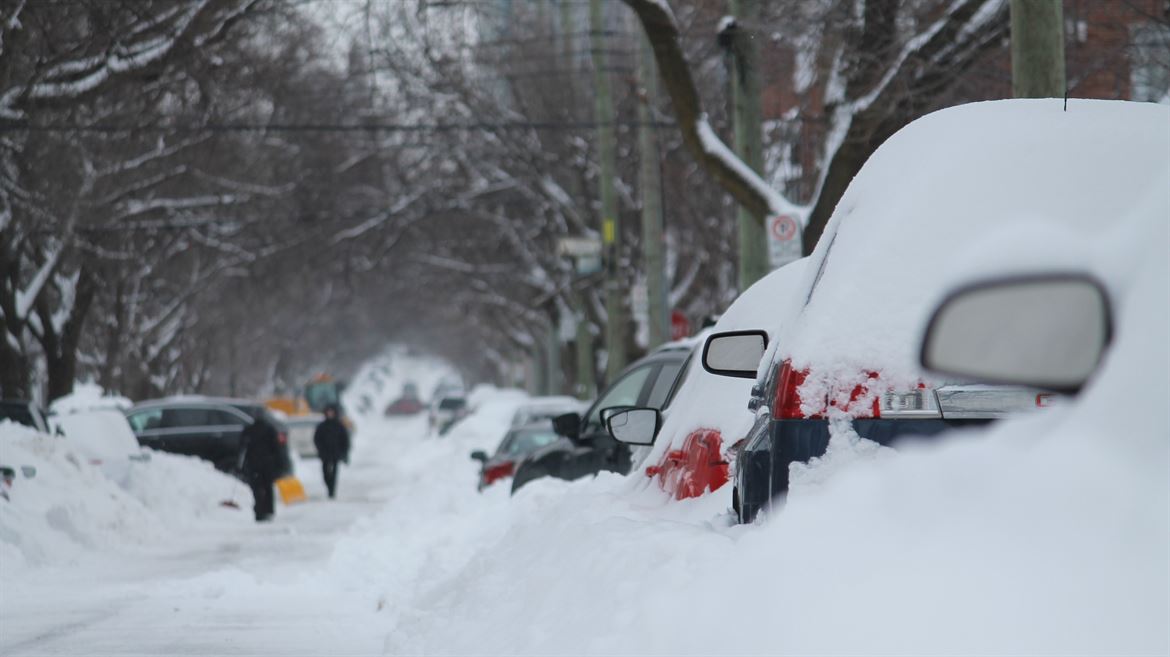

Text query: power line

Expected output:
[4,119,676,134]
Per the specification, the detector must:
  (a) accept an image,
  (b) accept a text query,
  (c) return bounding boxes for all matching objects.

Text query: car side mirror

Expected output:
[552,412,581,441]
[920,274,1112,394]
[470,450,488,463]
[702,330,769,379]
[21,465,36,478]
[605,408,661,446]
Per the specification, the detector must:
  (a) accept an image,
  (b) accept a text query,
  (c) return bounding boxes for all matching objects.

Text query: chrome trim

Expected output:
[935,385,1052,419]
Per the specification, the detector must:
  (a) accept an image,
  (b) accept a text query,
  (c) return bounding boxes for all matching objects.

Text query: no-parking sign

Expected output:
[767,214,802,268]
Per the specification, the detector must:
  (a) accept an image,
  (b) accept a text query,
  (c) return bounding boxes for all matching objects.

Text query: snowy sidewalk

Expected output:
[1,438,397,656]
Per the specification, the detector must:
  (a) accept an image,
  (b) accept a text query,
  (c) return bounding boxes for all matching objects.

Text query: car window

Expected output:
[161,407,213,428]
[585,364,656,429]
[645,361,684,409]
[662,353,696,409]
[439,398,466,411]
[208,409,247,427]
[501,428,560,456]
[127,409,163,432]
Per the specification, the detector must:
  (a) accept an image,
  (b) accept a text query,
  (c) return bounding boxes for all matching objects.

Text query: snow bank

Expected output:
[0,421,249,573]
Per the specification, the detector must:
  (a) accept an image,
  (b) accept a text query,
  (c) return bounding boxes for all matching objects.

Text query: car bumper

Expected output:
[737,417,988,522]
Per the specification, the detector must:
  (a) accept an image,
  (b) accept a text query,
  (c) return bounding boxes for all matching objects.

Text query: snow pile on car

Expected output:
[780,99,1169,399]
[49,381,133,414]
[0,419,249,572]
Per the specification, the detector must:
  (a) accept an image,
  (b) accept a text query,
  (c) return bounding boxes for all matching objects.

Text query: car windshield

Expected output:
[499,428,560,457]
[0,402,37,430]
[439,398,466,411]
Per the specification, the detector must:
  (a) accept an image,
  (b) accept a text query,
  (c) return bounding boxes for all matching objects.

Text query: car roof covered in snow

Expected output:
[776,99,1170,387]
[128,395,266,411]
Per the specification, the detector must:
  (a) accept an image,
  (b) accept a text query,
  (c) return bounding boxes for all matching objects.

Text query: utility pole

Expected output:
[591,0,625,381]
[724,0,769,291]
[638,32,669,349]
[1010,0,1066,98]
[545,317,561,395]
[572,287,596,400]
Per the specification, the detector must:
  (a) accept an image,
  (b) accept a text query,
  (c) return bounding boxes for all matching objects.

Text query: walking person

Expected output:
[314,404,350,499]
[240,413,282,522]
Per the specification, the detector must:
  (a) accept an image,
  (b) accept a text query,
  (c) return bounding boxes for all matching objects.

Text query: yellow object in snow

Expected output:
[275,475,307,505]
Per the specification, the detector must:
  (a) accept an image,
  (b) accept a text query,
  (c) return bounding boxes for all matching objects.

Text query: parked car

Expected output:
[125,396,292,476]
[602,259,808,503]
[509,396,588,427]
[470,422,562,490]
[384,382,425,416]
[0,399,51,434]
[510,342,692,493]
[429,395,469,436]
[692,99,1166,522]
[54,408,151,483]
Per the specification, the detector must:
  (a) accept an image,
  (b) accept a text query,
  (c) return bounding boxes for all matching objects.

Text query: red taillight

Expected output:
[772,361,888,419]
[773,360,811,419]
[483,461,515,486]
[278,432,288,445]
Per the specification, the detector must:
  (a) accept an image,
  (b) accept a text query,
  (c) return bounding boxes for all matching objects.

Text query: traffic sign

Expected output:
[767,214,802,268]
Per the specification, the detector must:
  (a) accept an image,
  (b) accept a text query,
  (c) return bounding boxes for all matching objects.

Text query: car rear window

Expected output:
[439,398,466,411]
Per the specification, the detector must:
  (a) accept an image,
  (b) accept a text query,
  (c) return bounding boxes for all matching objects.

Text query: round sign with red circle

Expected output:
[770,215,798,241]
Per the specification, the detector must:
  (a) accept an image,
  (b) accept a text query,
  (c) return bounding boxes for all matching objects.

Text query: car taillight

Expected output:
[772,360,811,419]
[278,432,288,445]
[1036,393,1056,408]
[483,461,515,486]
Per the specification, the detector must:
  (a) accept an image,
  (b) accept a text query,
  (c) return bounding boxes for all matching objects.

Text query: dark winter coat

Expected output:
[241,418,283,481]
[313,416,350,462]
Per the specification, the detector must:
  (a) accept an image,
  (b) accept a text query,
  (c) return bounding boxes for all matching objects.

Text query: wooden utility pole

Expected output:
[727,0,769,290]
[545,318,561,395]
[591,0,626,381]
[1010,0,1066,98]
[638,33,669,349]
[572,287,596,400]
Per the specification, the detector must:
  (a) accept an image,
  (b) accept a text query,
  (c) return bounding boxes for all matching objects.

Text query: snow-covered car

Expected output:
[54,409,150,484]
[511,342,692,493]
[429,395,469,436]
[603,259,808,502]
[0,399,51,434]
[470,422,561,490]
[509,396,587,427]
[126,396,292,476]
[697,99,1167,522]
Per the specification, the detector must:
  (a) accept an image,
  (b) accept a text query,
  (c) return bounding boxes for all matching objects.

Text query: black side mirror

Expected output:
[470,450,488,463]
[552,412,581,441]
[702,330,769,379]
[605,407,661,446]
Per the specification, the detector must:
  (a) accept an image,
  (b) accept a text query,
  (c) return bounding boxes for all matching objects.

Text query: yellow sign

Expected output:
[603,219,615,244]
